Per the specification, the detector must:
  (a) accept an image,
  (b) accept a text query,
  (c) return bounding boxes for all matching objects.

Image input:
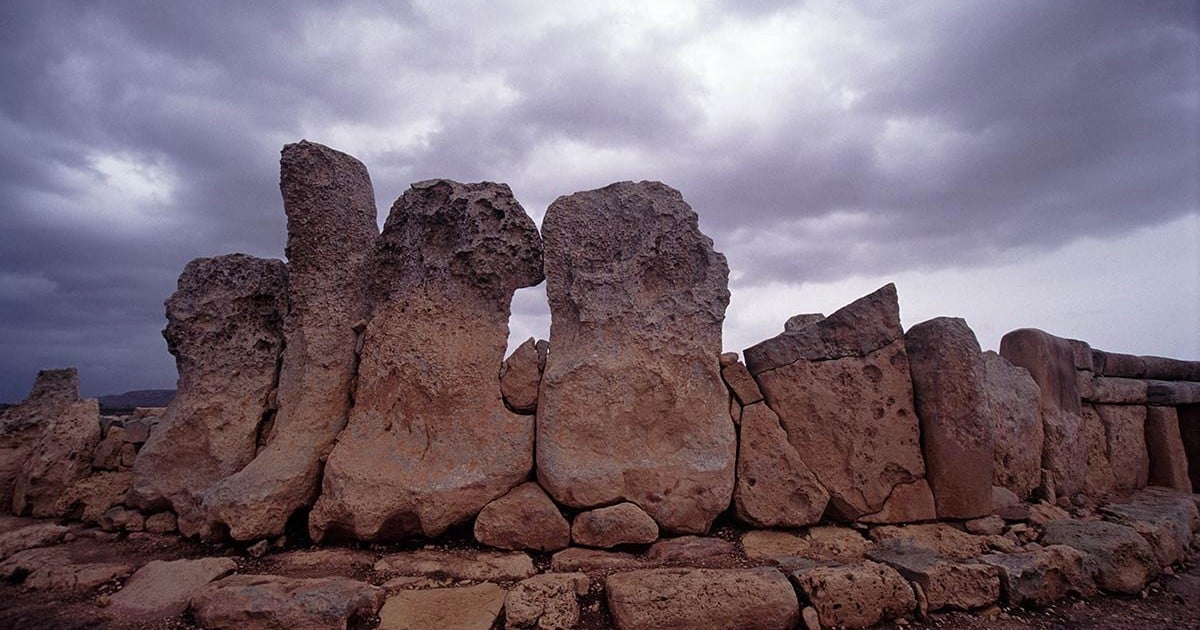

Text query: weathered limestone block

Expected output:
[1096,404,1149,492]
[128,254,288,538]
[721,360,762,405]
[108,558,237,622]
[868,523,992,560]
[374,549,536,582]
[474,482,570,552]
[92,426,136,471]
[500,338,543,414]
[504,573,589,630]
[56,471,133,524]
[979,545,1096,608]
[790,561,916,629]
[646,536,737,564]
[191,574,384,629]
[549,547,646,573]
[866,542,1001,612]
[733,402,829,528]
[999,328,1086,498]
[1099,487,1199,568]
[981,352,1044,499]
[537,182,735,534]
[1140,356,1200,381]
[1146,380,1200,406]
[905,317,993,519]
[857,478,937,524]
[1,546,135,593]
[1085,376,1148,404]
[572,502,659,548]
[0,522,68,560]
[13,397,100,517]
[1144,407,1192,491]
[606,567,800,630]
[309,180,542,542]
[1081,405,1116,497]
[0,369,82,512]
[1091,351,1146,378]
[784,313,825,332]
[204,141,379,542]
[1040,520,1157,594]
[741,527,872,564]
[745,284,928,521]
[379,584,506,630]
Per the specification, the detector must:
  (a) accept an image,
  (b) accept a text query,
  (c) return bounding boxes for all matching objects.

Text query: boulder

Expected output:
[374,549,536,582]
[1099,487,1199,567]
[867,542,1000,611]
[981,352,1044,499]
[1144,406,1192,491]
[905,317,993,519]
[474,482,570,552]
[741,527,872,564]
[790,561,916,629]
[191,574,384,630]
[537,182,735,535]
[12,397,100,517]
[645,536,737,564]
[606,567,799,630]
[572,502,659,548]
[378,583,506,630]
[310,179,542,542]
[979,545,1096,608]
[122,420,152,445]
[0,522,68,559]
[55,471,133,524]
[999,328,1085,497]
[1,546,134,593]
[733,402,829,528]
[127,254,288,538]
[868,523,991,560]
[1040,519,1157,594]
[0,369,82,509]
[107,557,237,621]
[504,573,589,630]
[100,506,145,532]
[964,515,1006,536]
[500,338,543,414]
[745,285,928,522]
[549,547,646,573]
[203,141,380,542]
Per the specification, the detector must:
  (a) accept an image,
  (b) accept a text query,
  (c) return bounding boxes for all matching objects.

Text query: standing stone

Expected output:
[0,369,82,512]
[128,254,288,537]
[1095,404,1149,493]
[733,402,829,528]
[999,329,1086,499]
[981,352,1044,499]
[744,284,929,522]
[13,396,100,517]
[1144,407,1191,491]
[500,338,542,414]
[536,182,735,534]
[1180,405,1200,492]
[1081,404,1116,497]
[309,179,543,541]
[205,141,380,541]
[905,317,993,519]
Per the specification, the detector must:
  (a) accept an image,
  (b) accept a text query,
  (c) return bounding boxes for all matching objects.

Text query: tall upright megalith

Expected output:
[205,141,380,541]
[128,254,288,537]
[308,179,543,541]
[536,181,736,534]
[0,369,82,512]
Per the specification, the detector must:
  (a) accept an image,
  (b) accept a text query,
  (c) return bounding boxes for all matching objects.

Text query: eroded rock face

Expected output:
[536,181,735,534]
[745,284,927,522]
[733,402,829,528]
[999,329,1085,498]
[205,141,379,542]
[0,369,85,514]
[606,567,800,630]
[905,317,993,519]
[13,397,100,517]
[128,254,288,537]
[309,180,542,542]
[981,352,1044,499]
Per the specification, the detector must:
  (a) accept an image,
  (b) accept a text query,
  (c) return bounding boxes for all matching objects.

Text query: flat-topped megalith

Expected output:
[308,179,543,541]
[129,254,288,537]
[744,284,931,522]
[204,141,379,541]
[536,181,735,534]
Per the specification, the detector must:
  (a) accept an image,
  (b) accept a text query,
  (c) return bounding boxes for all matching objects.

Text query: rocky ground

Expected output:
[0,489,1197,630]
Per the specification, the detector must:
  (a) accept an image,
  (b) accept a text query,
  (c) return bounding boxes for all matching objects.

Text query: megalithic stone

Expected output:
[905,317,994,519]
[0,368,83,512]
[128,254,288,537]
[308,179,543,542]
[536,181,736,535]
[205,141,379,541]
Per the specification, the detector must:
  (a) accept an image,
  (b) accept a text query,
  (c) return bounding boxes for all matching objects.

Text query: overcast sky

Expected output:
[1,1,1197,402]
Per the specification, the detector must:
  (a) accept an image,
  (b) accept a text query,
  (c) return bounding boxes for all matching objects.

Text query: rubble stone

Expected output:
[572,502,659,548]
[474,482,570,552]
[191,574,384,629]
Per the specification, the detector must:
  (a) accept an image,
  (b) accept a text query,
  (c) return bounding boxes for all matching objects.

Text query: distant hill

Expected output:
[97,389,175,412]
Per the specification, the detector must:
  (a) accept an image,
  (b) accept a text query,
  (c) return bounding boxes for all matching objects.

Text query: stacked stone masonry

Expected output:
[1,141,1199,629]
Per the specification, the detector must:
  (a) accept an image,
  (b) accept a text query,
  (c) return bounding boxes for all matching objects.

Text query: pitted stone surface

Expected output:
[791,561,916,629]
[606,567,800,630]
[905,317,993,519]
[128,254,287,538]
[310,179,543,541]
[504,573,589,630]
[191,574,384,629]
[733,402,829,528]
[1040,519,1157,594]
[536,181,735,534]
[204,142,380,542]
[13,397,100,517]
[979,545,1096,607]
[746,284,927,521]
[0,369,81,512]
[981,351,1044,499]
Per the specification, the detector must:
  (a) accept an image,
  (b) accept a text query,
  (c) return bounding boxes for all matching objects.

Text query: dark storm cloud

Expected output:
[0,1,1196,400]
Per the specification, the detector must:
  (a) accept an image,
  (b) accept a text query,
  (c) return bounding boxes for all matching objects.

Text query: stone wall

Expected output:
[2,140,1198,550]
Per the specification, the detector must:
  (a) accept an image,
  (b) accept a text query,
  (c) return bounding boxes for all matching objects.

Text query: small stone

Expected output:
[374,549,536,582]
[965,516,1006,536]
[791,561,917,629]
[144,512,177,534]
[500,338,542,414]
[247,540,269,558]
[719,352,739,367]
[474,482,570,552]
[980,545,1096,608]
[379,583,505,630]
[572,502,659,548]
[869,523,991,560]
[742,528,872,564]
[867,541,1000,612]
[801,606,821,630]
[549,547,645,573]
[504,573,589,630]
[721,360,763,405]
[645,536,736,564]
[99,506,145,532]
